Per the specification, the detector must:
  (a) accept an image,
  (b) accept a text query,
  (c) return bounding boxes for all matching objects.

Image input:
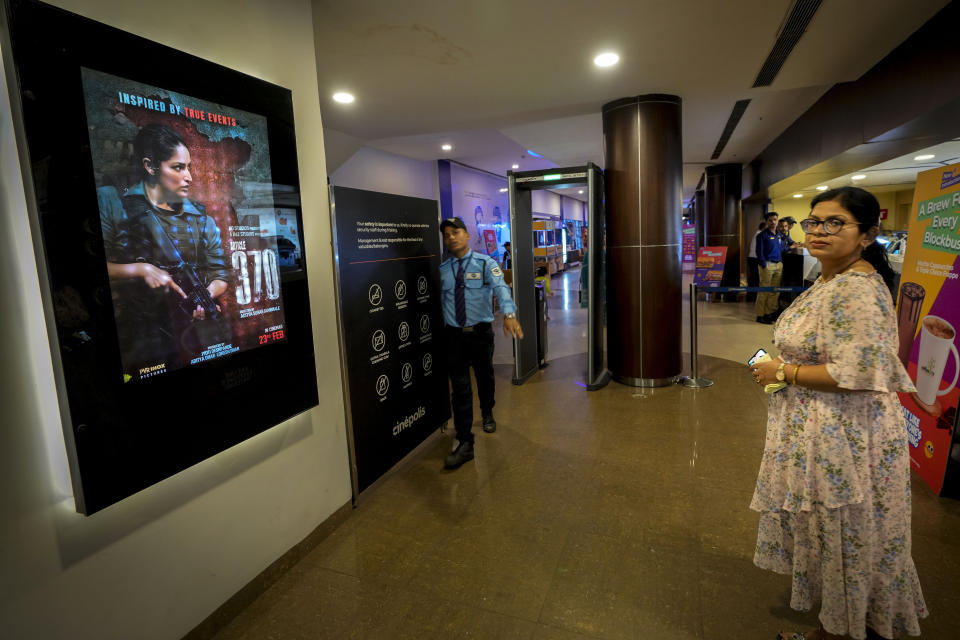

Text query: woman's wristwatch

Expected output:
[776,360,787,382]
[505,313,516,320]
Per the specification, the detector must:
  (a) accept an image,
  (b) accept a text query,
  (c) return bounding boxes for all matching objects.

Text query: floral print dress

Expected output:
[751,271,928,639]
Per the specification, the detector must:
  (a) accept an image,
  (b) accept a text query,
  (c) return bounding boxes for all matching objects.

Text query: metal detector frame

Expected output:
[507,163,610,390]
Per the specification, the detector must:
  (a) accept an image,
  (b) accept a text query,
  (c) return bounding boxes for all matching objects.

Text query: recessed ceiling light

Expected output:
[816,185,829,191]
[578,190,584,194]
[594,52,619,67]
[793,193,803,198]
[914,154,935,161]
[851,174,866,180]
[332,92,354,104]
[499,188,508,193]
[511,164,519,169]
[441,144,452,151]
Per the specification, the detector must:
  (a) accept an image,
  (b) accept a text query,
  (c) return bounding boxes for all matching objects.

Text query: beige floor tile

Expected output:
[211,270,958,640]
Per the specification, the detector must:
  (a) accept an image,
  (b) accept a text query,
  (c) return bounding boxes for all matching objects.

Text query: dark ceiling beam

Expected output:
[748,0,960,199]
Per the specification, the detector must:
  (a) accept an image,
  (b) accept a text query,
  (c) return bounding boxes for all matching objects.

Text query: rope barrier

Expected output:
[697,285,808,293]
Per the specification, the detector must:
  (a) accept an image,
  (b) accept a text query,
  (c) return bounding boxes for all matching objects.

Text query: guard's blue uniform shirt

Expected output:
[440,250,517,327]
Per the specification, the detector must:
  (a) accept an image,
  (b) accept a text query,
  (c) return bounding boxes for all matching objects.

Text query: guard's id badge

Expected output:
[466,272,482,280]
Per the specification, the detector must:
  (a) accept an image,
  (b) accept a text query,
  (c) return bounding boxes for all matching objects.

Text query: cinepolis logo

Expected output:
[393,406,426,435]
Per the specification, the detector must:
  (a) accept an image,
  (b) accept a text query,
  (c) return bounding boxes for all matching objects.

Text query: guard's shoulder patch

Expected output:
[490,265,503,277]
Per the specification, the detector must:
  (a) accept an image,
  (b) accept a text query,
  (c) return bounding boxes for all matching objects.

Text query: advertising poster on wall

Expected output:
[449,163,510,260]
[331,187,451,491]
[895,162,960,495]
[682,222,697,269]
[81,68,294,382]
[693,247,727,287]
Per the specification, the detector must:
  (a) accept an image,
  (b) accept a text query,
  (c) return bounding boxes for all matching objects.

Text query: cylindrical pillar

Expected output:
[705,163,742,294]
[602,94,682,387]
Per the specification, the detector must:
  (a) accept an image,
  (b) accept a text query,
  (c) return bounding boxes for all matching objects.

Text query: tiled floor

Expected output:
[211,268,960,639]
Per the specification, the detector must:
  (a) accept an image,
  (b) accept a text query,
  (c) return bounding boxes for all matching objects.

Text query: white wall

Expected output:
[0,2,351,639]
[561,196,586,222]
[331,146,437,201]
[531,189,562,217]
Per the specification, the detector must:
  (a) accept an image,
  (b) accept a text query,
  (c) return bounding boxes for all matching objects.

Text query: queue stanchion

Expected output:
[678,282,713,388]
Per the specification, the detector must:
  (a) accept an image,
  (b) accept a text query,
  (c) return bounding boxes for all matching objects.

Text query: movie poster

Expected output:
[895,162,960,495]
[81,67,291,382]
[693,246,727,287]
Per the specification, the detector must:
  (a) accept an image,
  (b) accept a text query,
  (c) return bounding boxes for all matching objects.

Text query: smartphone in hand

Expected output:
[748,348,769,366]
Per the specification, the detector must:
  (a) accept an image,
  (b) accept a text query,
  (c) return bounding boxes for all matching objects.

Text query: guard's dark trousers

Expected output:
[445,323,495,445]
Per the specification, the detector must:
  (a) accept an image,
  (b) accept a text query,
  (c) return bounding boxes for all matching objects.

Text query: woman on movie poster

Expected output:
[81,67,289,381]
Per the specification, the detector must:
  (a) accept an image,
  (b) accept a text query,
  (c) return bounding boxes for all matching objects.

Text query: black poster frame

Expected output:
[1,0,319,514]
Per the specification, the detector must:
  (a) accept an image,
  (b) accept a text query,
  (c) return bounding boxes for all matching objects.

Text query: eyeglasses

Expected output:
[799,217,857,235]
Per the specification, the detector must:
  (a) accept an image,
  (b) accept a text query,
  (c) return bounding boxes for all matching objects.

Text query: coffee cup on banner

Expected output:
[915,315,959,406]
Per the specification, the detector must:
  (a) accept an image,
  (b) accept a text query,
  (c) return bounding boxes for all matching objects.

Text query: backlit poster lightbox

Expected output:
[2,0,319,514]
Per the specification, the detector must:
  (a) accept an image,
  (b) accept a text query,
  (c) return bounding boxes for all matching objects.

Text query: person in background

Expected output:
[778,216,801,252]
[755,211,782,324]
[747,221,765,302]
[501,241,512,269]
[535,264,552,320]
[439,217,523,469]
[748,186,926,640]
[777,216,803,311]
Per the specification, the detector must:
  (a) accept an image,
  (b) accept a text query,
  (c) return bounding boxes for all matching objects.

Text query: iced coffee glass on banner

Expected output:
[915,315,959,406]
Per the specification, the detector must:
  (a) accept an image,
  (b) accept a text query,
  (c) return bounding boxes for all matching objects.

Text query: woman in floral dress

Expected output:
[748,187,927,640]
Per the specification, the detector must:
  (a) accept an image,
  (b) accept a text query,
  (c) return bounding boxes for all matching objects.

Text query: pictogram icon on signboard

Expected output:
[368,284,383,306]
[376,374,389,396]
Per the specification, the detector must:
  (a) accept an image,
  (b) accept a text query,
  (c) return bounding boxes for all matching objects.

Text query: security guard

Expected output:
[439,217,523,469]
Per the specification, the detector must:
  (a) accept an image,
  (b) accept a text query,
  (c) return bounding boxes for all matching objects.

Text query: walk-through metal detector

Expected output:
[507,163,610,389]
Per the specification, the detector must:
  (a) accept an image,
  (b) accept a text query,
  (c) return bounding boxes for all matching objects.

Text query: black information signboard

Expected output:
[331,186,450,491]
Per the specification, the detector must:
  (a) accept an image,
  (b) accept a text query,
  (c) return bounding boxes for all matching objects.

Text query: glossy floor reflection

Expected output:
[212,268,960,640]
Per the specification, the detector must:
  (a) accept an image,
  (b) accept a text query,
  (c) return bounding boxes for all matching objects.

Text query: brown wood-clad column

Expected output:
[705,163,742,292]
[602,95,682,386]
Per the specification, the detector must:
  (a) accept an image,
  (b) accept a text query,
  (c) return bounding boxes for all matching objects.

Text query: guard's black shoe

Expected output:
[482,412,497,433]
[444,441,474,469]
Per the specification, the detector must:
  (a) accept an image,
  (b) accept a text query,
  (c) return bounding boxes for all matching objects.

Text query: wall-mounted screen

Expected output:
[2,0,319,514]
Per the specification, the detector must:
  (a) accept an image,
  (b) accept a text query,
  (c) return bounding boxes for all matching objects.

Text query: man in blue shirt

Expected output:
[755,211,782,324]
[439,217,523,469]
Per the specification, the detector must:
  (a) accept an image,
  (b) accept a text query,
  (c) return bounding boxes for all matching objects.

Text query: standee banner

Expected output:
[682,222,696,267]
[896,162,960,496]
[332,187,451,491]
[693,246,727,287]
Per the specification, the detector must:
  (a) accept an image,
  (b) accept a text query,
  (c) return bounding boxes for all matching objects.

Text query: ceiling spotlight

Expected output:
[441,144,452,151]
[851,174,866,180]
[594,52,620,67]
[578,190,584,194]
[332,92,354,104]
[914,154,935,161]
[511,164,519,169]
[816,185,828,191]
[499,188,507,193]
[793,193,803,198]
